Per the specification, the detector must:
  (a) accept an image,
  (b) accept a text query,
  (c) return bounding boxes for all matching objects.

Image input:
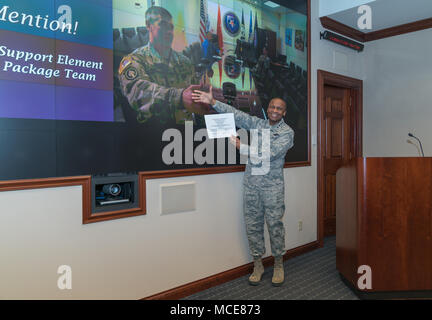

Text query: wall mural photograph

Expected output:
[113,0,309,169]
[0,0,309,180]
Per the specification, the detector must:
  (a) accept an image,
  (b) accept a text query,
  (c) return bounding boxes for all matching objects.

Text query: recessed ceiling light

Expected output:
[264,1,280,8]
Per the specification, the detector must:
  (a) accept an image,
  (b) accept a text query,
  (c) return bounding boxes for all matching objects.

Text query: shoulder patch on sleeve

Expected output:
[124,66,139,81]
[118,57,132,75]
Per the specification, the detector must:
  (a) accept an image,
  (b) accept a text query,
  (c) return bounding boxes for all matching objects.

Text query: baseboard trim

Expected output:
[143,240,320,300]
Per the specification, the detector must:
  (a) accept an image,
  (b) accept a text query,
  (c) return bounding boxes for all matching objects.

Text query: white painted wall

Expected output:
[319,0,376,17]
[363,28,432,157]
[0,0,366,299]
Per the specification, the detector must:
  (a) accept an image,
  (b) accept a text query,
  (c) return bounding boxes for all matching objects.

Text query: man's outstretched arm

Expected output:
[191,86,264,130]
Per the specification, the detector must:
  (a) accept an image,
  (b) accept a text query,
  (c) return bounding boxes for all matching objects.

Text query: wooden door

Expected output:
[323,85,353,236]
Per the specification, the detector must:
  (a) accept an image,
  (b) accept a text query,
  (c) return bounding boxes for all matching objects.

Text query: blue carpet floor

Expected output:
[184,236,359,300]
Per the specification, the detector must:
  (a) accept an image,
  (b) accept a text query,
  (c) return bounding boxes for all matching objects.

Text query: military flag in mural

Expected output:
[286,28,293,46]
[295,29,305,51]
[199,0,209,43]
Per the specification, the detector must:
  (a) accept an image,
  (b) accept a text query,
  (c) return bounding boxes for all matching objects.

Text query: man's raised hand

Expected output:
[191,86,215,105]
[182,85,211,115]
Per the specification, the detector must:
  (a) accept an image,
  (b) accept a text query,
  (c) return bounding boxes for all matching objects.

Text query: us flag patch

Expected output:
[119,57,132,74]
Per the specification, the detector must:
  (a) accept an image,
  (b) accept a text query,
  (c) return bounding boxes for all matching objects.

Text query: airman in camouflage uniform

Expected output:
[118,6,199,124]
[191,88,294,286]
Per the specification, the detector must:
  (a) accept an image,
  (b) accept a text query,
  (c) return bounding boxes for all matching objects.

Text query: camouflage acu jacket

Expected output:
[118,43,196,124]
[213,100,294,189]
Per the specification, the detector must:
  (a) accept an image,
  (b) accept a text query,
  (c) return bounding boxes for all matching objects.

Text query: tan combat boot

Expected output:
[272,256,285,286]
[248,257,264,285]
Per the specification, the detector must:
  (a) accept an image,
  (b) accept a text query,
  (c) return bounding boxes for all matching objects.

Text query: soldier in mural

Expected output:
[118,6,208,125]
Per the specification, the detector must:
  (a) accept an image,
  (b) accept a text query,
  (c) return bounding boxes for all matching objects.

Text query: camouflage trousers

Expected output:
[243,184,286,257]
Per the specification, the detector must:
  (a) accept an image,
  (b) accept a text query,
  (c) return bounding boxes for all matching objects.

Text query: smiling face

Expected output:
[267,98,287,125]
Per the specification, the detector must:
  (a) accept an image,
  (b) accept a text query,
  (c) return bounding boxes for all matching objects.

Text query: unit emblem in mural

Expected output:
[223,55,241,79]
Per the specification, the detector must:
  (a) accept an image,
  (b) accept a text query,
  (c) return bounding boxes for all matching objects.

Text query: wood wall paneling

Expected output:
[337,157,432,293]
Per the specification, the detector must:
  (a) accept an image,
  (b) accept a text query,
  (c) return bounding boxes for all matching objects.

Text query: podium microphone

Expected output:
[408,132,424,157]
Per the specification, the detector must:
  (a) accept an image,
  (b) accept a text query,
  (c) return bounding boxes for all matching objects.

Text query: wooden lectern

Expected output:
[336,157,432,299]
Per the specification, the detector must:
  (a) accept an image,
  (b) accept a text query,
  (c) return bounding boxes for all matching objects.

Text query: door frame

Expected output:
[317,70,363,247]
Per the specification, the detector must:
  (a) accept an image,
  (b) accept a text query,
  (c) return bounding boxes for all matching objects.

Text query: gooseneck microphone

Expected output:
[408,133,424,157]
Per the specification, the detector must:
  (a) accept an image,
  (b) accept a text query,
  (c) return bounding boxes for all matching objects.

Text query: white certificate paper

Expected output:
[204,113,236,139]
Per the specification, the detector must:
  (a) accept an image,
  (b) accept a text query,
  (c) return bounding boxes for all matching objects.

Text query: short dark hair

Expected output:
[269,98,287,110]
[145,6,172,27]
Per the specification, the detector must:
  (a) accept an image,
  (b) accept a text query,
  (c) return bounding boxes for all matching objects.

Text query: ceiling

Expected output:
[263,0,308,15]
[328,0,432,32]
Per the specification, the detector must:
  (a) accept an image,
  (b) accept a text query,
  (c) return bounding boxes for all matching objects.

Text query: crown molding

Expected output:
[320,16,366,42]
[320,16,432,43]
[364,17,432,41]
